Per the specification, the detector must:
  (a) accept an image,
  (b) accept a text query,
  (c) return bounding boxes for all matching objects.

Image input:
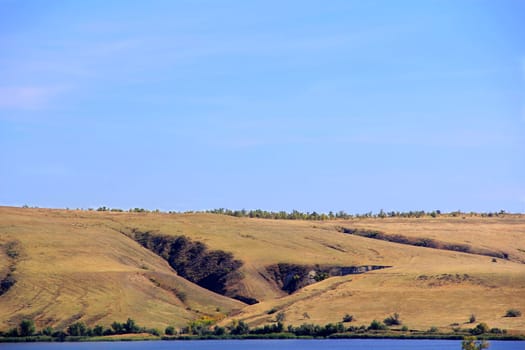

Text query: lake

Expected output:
[1,339,523,350]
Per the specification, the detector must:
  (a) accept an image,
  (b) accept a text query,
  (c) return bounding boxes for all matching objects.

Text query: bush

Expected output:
[505,309,521,317]
[90,325,103,336]
[490,328,505,334]
[470,323,490,335]
[368,320,387,331]
[124,318,139,333]
[19,319,35,337]
[342,314,354,323]
[384,313,401,326]
[213,326,226,336]
[229,320,250,335]
[165,326,175,335]
[67,322,87,336]
[111,321,124,334]
[148,328,160,336]
[42,326,53,336]
[469,314,476,323]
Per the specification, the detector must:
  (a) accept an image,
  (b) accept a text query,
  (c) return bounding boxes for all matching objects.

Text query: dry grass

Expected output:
[0,207,243,331]
[0,207,524,334]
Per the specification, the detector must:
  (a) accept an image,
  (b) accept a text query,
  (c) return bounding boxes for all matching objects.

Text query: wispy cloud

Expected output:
[0,86,68,110]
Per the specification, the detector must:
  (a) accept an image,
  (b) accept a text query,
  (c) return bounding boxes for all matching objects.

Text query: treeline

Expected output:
[206,208,512,220]
[0,317,516,342]
[21,205,514,220]
[0,318,161,340]
[174,316,509,339]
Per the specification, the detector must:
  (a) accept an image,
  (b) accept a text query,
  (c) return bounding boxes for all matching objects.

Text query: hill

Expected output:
[0,206,524,334]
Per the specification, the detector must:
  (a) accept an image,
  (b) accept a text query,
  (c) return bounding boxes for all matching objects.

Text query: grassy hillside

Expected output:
[0,207,244,331]
[0,206,524,334]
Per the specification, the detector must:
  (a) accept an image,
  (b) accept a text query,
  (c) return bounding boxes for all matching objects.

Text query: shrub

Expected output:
[213,326,226,336]
[67,322,87,336]
[470,323,490,335]
[111,321,124,334]
[428,326,438,333]
[229,320,250,335]
[42,326,53,336]
[93,325,104,336]
[124,318,139,333]
[368,320,387,331]
[384,313,401,326]
[490,328,504,334]
[19,319,35,337]
[342,314,354,323]
[165,326,175,335]
[147,328,160,336]
[469,314,476,323]
[505,309,521,317]
[7,327,19,337]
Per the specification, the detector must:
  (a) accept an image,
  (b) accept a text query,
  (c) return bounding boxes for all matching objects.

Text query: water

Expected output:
[1,339,523,350]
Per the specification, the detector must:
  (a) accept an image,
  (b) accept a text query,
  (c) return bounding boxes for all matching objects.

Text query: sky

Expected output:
[1,0,524,214]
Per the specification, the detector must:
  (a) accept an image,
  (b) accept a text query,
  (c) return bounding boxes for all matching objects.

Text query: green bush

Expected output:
[368,320,387,331]
[19,319,35,337]
[165,326,175,335]
[42,326,53,336]
[148,328,160,336]
[470,323,490,335]
[67,322,87,336]
[92,325,104,336]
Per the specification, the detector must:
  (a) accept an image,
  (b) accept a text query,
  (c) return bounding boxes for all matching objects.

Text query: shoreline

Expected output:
[1,332,524,343]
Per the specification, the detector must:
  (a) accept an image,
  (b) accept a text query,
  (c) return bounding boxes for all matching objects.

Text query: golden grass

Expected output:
[0,207,243,331]
[0,207,524,334]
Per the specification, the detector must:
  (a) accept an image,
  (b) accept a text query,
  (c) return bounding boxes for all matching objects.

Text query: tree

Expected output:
[462,336,489,350]
[67,322,87,336]
[213,325,226,336]
[229,320,250,335]
[124,318,139,333]
[111,321,124,334]
[165,326,175,335]
[93,325,104,336]
[19,319,35,337]
[42,326,53,336]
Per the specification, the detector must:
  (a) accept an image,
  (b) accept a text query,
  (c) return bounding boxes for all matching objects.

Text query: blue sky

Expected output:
[1,0,524,213]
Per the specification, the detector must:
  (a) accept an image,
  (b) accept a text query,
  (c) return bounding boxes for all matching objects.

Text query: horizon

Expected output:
[6,204,519,216]
[1,1,524,214]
